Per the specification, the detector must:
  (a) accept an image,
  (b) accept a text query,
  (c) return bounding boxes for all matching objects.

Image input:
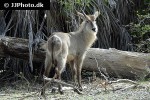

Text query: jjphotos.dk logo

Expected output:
[4,2,43,8]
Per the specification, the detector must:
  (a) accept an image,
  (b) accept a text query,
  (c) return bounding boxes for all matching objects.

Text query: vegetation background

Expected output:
[0,1,149,99]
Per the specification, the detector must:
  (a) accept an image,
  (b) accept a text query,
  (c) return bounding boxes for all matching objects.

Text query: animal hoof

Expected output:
[41,91,45,96]
[79,87,83,91]
[51,87,57,93]
[59,90,64,95]
[74,88,83,95]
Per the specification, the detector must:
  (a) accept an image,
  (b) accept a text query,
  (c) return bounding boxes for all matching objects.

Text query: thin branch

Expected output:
[43,75,83,94]
[109,79,138,85]
[90,52,109,81]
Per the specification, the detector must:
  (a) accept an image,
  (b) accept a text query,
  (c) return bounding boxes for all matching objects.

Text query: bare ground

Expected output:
[0,78,150,100]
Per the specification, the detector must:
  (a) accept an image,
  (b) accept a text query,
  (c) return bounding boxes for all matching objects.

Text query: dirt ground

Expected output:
[0,78,150,100]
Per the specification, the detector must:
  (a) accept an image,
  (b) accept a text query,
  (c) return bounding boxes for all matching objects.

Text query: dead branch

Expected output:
[108,79,139,92]
[109,79,138,85]
[43,76,83,94]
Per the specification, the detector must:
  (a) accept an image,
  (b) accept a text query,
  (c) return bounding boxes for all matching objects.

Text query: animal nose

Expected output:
[92,28,96,32]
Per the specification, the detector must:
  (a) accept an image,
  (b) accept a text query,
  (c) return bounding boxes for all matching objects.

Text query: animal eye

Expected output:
[86,20,89,23]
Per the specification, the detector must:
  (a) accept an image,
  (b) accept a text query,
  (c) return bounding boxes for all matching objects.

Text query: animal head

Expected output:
[77,11,100,33]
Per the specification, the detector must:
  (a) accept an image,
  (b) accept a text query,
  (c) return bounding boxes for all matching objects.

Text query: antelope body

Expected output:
[41,11,100,95]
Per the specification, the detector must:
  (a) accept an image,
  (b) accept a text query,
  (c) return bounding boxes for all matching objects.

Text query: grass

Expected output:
[0,78,150,100]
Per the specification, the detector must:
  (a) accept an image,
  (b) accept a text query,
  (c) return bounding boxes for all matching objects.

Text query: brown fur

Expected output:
[41,11,100,95]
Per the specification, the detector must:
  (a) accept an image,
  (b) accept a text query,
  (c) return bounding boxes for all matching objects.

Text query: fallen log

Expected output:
[0,36,45,62]
[83,48,150,79]
[0,36,150,79]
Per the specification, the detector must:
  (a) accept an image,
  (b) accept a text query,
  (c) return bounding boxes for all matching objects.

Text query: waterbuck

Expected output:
[41,11,100,95]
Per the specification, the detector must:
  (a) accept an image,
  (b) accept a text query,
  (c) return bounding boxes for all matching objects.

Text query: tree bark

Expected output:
[0,36,45,62]
[83,48,150,79]
[0,36,150,79]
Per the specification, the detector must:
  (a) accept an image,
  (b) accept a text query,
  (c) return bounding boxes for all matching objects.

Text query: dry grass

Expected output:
[0,78,150,100]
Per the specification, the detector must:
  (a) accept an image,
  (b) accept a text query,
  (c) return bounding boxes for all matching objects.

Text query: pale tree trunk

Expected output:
[83,48,150,79]
[0,36,150,79]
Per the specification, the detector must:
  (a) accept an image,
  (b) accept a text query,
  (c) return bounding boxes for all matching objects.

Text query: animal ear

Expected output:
[94,11,100,19]
[76,11,85,19]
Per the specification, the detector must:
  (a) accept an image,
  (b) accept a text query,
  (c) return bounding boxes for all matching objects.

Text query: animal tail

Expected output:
[47,35,62,66]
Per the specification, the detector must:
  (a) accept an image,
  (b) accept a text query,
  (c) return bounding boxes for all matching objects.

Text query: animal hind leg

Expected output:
[41,56,52,96]
[56,57,67,94]
[57,69,63,94]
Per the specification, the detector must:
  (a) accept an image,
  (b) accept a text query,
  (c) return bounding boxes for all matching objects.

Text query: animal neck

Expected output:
[83,31,97,48]
[76,21,86,33]
[75,23,97,48]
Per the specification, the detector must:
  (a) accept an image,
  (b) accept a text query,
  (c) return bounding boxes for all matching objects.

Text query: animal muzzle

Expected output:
[92,28,96,32]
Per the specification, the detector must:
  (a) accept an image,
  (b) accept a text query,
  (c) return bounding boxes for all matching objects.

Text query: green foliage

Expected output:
[130,24,150,37]
[130,13,150,39]
[136,0,150,15]
[130,10,150,52]
[141,25,150,34]
[59,0,91,12]
[134,40,150,53]
[103,0,108,5]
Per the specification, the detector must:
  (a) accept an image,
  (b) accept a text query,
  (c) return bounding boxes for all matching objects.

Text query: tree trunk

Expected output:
[0,36,149,79]
[0,36,45,62]
[83,48,150,79]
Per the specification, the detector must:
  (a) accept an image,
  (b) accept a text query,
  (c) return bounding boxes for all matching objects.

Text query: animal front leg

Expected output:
[41,78,46,96]
[76,55,85,91]
[69,60,77,85]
